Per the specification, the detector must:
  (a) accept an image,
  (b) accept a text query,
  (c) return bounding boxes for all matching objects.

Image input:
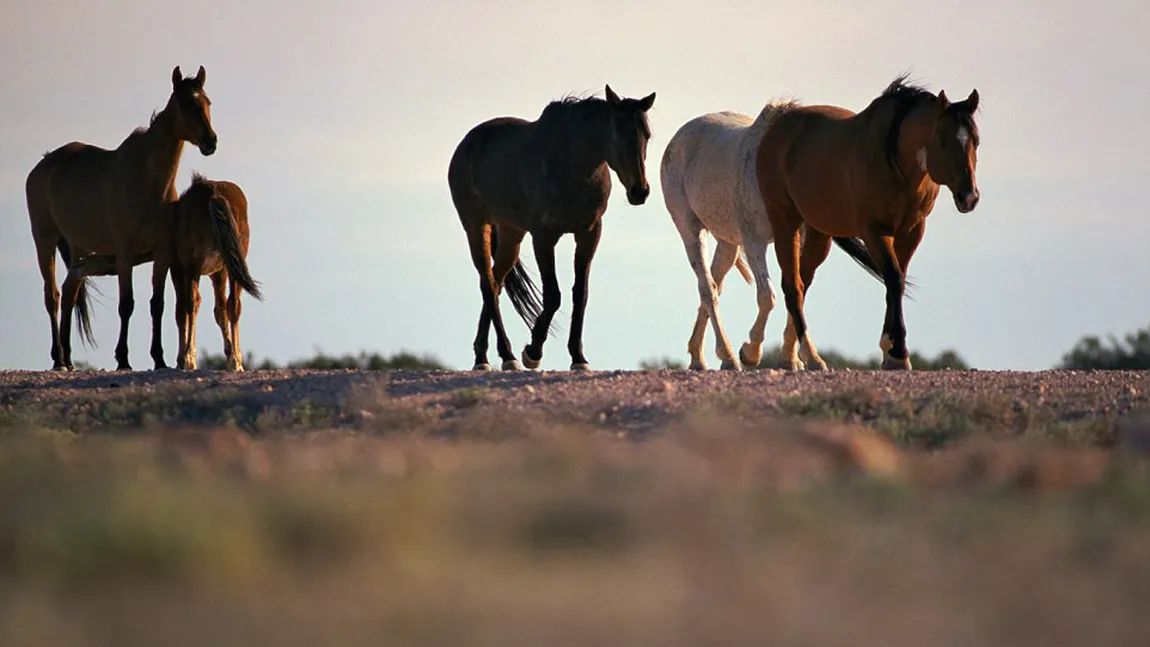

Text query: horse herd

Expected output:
[24,66,981,374]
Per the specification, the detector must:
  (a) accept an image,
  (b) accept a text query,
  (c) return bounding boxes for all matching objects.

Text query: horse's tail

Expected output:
[209,194,263,300]
[57,238,98,348]
[492,227,554,337]
[831,237,916,294]
[734,248,753,284]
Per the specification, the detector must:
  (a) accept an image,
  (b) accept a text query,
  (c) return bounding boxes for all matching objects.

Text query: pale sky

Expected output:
[2,0,1148,371]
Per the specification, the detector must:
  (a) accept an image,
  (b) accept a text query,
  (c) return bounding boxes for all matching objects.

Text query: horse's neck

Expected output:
[865,105,934,194]
[123,105,185,202]
[539,111,610,179]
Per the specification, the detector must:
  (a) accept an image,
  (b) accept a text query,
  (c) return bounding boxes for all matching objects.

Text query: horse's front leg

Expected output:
[567,222,602,371]
[865,232,911,371]
[113,252,135,371]
[149,255,170,370]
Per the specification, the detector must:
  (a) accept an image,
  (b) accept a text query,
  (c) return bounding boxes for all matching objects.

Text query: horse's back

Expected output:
[662,110,765,240]
[448,116,533,213]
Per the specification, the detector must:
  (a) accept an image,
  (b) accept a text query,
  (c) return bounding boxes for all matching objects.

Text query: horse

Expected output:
[754,75,980,370]
[661,107,885,371]
[73,174,262,372]
[448,85,656,372]
[24,65,217,371]
[167,176,261,371]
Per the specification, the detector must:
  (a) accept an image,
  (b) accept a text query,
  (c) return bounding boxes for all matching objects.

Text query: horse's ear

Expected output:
[605,84,621,105]
[195,66,206,87]
[937,90,950,111]
[965,89,979,112]
[172,66,183,89]
[640,92,656,112]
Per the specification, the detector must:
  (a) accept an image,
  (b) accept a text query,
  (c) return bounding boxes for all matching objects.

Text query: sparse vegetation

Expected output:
[200,349,448,371]
[1060,323,1150,369]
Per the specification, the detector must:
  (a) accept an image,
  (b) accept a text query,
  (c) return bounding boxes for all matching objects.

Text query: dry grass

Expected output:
[2,390,1150,646]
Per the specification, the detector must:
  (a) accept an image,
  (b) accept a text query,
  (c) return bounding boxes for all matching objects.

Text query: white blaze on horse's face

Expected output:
[957,126,970,149]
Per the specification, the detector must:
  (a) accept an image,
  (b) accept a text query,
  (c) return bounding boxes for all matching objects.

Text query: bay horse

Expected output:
[448,85,656,371]
[661,108,884,371]
[755,75,980,370]
[74,174,262,372]
[24,65,217,371]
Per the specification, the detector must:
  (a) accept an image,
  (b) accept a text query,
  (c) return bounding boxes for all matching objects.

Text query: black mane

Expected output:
[881,74,935,177]
[540,94,608,121]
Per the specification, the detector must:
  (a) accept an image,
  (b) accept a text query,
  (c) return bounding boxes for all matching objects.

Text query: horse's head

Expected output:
[926,89,980,213]
[170,65,217,156]
[604,85,656,205]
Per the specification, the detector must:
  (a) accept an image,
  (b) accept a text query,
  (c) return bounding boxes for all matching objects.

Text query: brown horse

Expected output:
[448,85,656,372]
[25,65,217,371]
[755,75,980,370]
[74,174,262,372]
[166,175,262,371]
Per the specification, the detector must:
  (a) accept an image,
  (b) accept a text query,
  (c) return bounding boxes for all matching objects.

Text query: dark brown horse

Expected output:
[25,65,217,370]
[755,75,980,370]
[75,174,262,372]
[448,85,656,371]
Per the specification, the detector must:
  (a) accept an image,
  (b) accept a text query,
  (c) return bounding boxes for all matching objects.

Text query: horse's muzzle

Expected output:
[199,134,218,156]
[627,185,650,206]
[954,188,980,213]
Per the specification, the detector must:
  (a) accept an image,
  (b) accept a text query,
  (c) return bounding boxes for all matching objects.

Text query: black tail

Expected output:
[57,238,98,348]
[209,195,263,300]
[492,228,555,337]
[831,237,916,295]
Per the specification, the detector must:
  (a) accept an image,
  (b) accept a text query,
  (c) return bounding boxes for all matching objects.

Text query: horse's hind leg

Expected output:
[33,227,66,370]
[784,228,832,370]
[465,222,518,371]
[677,220,740,371]
[771,213,826,371]
[687,239,740,371]
[227,277,244,372]
[522,229,562,370]
[737,231,778,369]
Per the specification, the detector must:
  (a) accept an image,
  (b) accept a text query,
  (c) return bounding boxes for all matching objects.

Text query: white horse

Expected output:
[661,103,883,371]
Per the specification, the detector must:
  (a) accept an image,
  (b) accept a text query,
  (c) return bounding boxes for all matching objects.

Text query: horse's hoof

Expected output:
[720,359,743,371]
[777,359,803,372]
[570,362,591,372]
[805,358,829,371]
[502,359,524,371]
[739,342,763,368]
[522,348,542,370]
[688,361,707,371]
[51,364,73,372]
[882,355,912,371]
[472,362,494,372]
[116,364,132,372]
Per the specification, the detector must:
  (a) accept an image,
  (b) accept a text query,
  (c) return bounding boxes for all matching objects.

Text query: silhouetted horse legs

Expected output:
[779,229,833,368]
[686,239,739,371]
[522,231,562,370]
[567,221,603,371]
[468,222,522,371]
[870,222,924,370]
[677,213,740,371]
[772,211,828,371]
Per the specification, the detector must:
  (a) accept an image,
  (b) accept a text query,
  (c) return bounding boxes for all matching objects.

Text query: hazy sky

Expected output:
[2,0,1148,371]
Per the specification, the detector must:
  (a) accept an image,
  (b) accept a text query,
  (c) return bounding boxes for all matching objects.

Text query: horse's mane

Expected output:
[539,93,652,137]
[540,93,607,121]
[190,170,210,185]
[879,74,935,177]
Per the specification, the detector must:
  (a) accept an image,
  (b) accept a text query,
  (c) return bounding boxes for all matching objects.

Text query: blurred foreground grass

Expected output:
[2,387,1150,646]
